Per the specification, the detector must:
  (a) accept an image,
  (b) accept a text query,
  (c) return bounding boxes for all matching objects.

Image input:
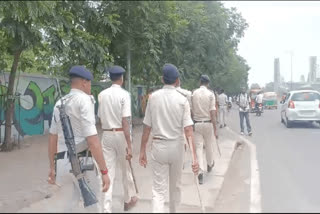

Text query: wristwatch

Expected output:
[101,169,108,175]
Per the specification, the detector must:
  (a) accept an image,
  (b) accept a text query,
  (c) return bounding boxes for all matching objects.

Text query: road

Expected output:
[226,105,320,212]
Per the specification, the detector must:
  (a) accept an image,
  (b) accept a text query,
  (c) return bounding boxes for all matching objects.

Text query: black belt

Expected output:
[194,120,211,123]
[55,150,92,160]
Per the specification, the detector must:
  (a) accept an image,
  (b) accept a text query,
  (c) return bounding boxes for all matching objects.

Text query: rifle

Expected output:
[55,77,98,207]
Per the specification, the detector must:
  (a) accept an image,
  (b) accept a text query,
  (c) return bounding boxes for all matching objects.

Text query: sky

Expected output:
[222,1,320,87]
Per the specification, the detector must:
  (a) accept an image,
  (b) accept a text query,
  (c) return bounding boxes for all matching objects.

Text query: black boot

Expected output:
[198,173,203,185]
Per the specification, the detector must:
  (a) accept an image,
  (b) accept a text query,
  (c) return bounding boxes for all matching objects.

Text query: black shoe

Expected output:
[220,125,223,128]
[198,173,203,185]
[207,161,215,173]
[224,124,227,127]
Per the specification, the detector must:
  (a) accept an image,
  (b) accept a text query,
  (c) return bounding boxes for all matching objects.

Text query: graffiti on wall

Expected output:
[0,78,106,136]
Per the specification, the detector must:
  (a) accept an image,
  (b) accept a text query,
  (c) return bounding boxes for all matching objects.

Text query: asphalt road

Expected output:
[225,105,320,212]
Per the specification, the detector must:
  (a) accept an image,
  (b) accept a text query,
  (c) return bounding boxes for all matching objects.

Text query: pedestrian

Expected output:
[237,87,252,136]
[97,65,138,213]
[191,75,218,185]
[48,65,110,212]
[218,89,228,128]
[139,63,199,213]
[255,91,264,110]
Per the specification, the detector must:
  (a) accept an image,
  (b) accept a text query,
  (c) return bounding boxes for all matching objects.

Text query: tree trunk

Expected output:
[1,50,22,151]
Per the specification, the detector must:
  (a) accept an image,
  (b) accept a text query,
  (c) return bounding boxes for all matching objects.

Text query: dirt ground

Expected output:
[0,134,51,213]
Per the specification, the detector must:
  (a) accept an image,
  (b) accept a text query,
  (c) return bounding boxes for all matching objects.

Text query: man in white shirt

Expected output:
[237,87,252,136]
[97,66,138,212]
[218,89,228,128]
[255,91,264,110]
[139,63,199,213]
[48,66,110,212]
[191,75,218,185]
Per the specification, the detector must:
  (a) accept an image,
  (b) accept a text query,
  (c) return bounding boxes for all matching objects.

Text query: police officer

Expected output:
[218,89,228,128]
[139,63,199,213]
[48,65,110,212]
[191,75,218,185]
[97,65,138,213]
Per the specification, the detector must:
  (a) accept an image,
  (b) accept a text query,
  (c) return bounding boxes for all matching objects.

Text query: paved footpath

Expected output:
[1,118,251,213]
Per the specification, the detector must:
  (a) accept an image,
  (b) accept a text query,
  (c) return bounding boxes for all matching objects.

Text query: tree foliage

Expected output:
[0,1,250,150]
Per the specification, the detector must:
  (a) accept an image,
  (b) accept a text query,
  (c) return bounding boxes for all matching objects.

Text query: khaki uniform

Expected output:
[97,84,136,213]
[143,85,193,213]
[191,86,218,174]
[49,89,100,213]
[218,93,228,126]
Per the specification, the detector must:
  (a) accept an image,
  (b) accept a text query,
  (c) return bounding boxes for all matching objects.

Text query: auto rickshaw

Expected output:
[263,92,278,109]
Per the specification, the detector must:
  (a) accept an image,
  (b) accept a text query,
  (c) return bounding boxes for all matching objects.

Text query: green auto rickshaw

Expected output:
[263,92,278,109]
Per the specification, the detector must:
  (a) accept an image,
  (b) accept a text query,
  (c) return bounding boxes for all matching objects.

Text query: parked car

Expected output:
[280,90,320,128]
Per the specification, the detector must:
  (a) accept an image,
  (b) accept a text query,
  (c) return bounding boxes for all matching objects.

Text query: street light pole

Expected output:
[285,50,294,90]
[290,52,293,90]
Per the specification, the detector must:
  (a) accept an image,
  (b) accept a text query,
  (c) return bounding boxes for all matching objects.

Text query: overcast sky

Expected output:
[222,1,320,87]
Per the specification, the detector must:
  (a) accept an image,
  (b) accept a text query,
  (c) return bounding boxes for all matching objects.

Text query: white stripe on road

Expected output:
[226,127,262,213]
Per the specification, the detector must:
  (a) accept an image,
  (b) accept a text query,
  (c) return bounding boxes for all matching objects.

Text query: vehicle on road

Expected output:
[280,90,320,128]
[249,88,262,113]
[263,92,278,109]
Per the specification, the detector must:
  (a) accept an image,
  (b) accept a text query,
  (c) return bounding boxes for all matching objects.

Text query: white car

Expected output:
[280,90,320,128]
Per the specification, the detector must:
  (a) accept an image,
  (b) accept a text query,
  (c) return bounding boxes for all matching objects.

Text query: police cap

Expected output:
[200,74,210,83]
[107,65,125,80]
[163,63,179,84]
[69,65,93,81]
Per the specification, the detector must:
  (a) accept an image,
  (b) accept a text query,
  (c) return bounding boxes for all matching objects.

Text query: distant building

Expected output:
[274,58,280,92]
[308,56,317,83]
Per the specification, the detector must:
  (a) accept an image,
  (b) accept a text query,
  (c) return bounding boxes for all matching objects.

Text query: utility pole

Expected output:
[285,50,294,90]
[290,52,293,90]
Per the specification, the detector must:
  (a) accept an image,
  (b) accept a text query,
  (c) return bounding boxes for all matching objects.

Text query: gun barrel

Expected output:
[78,177,98,207]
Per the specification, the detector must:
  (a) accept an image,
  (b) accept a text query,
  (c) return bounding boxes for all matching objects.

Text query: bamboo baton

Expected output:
[188,137,206,213]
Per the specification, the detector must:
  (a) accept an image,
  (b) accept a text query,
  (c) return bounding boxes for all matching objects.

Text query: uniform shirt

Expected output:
[218,93,228,106]
[176,86,192,108]
[191,86,216,121]
[143,85,193,141]
[237,93,251,112]
[256,94,264,104]
[228,97,232,103]
[98,84,131,129]
[49,89,97,152]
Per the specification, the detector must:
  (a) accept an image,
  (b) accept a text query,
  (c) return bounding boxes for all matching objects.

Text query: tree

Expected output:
[0,1,119,151]
[0,1,56,151]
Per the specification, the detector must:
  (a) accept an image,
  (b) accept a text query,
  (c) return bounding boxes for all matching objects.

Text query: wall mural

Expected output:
[0,74,107,137]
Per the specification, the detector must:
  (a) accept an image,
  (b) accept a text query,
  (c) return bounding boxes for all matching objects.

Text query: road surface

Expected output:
[226,105,320,212]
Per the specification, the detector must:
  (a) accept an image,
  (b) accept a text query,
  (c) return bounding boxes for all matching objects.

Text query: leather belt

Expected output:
[153,137,165,140]
[55,150,92,160]
[103,128,124,132]
[194,120,211,123]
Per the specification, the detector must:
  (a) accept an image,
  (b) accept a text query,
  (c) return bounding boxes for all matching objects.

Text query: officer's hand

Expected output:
[214,130,218,139]
[101,174,110,192]
[192,160,199,175]
[139,150,147,168]
[48,168,56,185]
[126,147,133,161]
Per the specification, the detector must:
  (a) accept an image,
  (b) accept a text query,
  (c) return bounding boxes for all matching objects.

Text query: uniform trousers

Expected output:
[194,122,217,174]
[151,139,184,213]
[56,154,101,213]
[100,131,136,213]
[219,105,227,125]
